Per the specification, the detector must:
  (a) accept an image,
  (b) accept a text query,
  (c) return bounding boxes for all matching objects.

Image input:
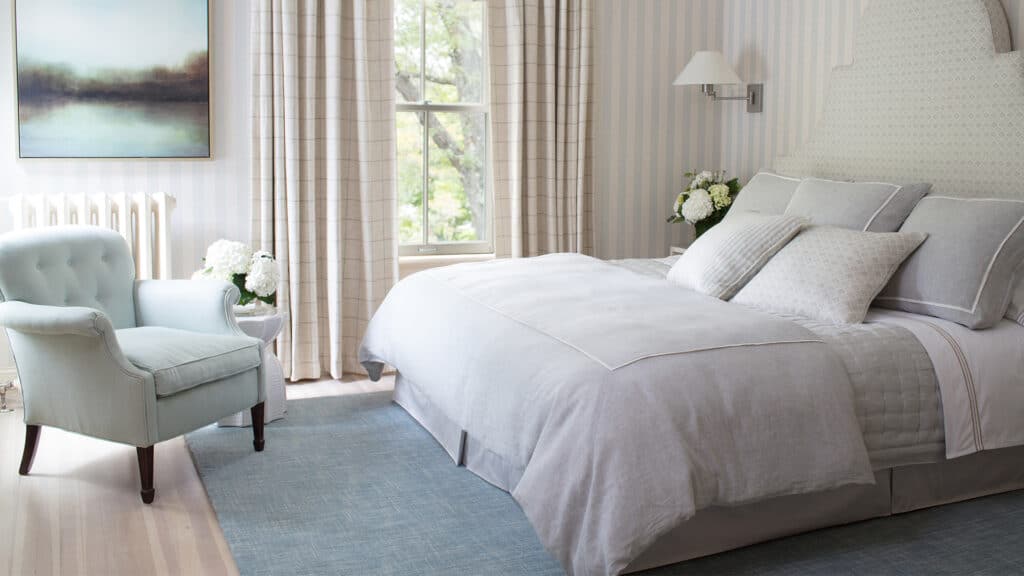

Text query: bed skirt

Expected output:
[393,374,1024,574]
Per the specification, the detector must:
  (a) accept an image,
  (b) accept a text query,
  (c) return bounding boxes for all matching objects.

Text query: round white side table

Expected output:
[218,310,288,427]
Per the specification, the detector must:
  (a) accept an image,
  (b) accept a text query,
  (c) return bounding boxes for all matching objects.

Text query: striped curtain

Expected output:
[488,0,595,258]
[251,0,398,380]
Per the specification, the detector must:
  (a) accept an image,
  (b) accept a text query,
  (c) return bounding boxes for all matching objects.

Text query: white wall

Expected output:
[594,0,1024,259]
[0,0,251,279]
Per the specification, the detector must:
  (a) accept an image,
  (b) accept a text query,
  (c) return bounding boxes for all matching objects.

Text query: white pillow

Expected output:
[733,226,927,324]
[667,212,807,300]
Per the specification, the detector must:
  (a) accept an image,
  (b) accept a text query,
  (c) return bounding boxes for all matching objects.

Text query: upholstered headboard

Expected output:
[775,0,1024,198]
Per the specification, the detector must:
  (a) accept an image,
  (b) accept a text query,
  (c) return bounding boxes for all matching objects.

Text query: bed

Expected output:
[360,1,1024,574]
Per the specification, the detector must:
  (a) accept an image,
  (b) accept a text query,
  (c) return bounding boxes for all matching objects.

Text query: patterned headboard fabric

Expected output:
[775,0,1024,198]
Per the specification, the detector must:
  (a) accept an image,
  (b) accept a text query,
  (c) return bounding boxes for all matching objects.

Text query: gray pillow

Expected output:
[784,178,931,232]
[876,197,1024,329]
[730,171,801,215]
[733,226,926,324]
[1007,277,1024,326]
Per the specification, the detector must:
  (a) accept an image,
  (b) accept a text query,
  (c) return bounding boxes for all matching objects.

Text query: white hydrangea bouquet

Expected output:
[667,170,742,238]
[192,239,280,308]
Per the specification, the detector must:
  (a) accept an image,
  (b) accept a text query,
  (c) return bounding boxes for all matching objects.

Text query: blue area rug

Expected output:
[187,392,1024,576]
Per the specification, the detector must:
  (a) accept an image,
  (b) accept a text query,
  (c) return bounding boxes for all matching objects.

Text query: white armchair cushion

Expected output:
[117,327,261,397]
[667,212,808,300]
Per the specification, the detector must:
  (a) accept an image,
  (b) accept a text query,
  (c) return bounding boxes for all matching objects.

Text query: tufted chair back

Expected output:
[0,226,137,328]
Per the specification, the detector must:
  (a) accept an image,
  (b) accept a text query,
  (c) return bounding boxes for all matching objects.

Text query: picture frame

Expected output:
[12,0,211,159]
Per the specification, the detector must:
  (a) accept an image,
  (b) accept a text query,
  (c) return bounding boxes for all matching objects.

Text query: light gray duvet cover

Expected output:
[360,254,875,575]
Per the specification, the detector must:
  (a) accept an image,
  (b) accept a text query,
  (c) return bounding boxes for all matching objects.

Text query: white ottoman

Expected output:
[218,311,287,427]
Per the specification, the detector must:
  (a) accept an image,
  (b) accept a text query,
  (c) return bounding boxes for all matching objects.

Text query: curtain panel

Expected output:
[251,0,398,380]
[488,0,595,258]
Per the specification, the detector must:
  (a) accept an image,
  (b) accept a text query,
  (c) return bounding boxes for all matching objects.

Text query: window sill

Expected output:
[399,253,495,278]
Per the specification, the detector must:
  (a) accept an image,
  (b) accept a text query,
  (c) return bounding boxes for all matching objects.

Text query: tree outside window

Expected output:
[395,0,491,254]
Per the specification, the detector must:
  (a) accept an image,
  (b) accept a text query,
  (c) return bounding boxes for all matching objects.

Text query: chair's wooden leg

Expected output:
[19,425,41,476]
[136,446,155,504]
[251,402,265,452]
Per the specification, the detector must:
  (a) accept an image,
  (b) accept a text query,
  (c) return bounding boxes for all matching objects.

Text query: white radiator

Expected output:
[8,193,176,280]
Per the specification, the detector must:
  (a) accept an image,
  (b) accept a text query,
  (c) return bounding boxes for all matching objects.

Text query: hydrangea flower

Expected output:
[690,171,713,190]
[204,239,252,276]
[708,184,732,209]
[681,189,715,223]
[673,192,687,218]
[191,265,236,283]
[245,251,280,298]
[193,240,279,306]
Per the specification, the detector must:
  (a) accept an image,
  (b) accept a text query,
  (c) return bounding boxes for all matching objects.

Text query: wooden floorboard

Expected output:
[0,375,394,576]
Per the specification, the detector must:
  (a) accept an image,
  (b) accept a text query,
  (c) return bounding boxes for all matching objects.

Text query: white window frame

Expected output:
[396,0,493,256]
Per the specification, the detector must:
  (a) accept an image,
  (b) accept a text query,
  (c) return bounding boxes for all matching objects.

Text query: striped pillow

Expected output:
[667,211,808,300]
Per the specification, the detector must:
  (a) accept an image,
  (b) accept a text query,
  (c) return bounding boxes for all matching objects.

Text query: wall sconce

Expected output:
[673,51,763,113]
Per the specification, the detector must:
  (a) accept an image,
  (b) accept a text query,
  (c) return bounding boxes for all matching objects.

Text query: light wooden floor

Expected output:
[0,376,394,576]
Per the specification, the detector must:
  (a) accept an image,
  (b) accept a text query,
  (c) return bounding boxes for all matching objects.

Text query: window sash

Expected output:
[396,0,492,255]
[397,105,491,255]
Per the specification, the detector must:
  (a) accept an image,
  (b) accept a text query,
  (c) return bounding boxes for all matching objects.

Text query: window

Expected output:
[395,0,491,255]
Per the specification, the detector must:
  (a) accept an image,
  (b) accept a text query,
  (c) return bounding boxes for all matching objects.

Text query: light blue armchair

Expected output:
[0,226,265,503]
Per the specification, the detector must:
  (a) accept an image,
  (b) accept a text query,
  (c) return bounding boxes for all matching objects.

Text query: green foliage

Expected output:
[232,273,275,307]
[395,0,487,246]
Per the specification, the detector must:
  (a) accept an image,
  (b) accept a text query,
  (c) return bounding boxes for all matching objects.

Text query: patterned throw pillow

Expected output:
[667,212,808,300]
[733,226,927,324]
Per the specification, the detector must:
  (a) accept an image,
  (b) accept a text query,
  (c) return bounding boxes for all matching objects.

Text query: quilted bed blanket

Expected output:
[360,254,875,575]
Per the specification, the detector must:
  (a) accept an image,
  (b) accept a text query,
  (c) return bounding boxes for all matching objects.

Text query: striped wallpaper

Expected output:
[594,0,1024,259]
[0,0,251,279]
[0,1,1020,267]
[593,0,724,259]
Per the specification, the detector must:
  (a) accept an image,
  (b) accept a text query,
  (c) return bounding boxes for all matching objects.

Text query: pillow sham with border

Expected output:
[1006,276,1024,326]
[733,226,927,324]
[875,197,1024,329]
[783,177,931,232]
[729,171,802,215]
[667,211,808,300]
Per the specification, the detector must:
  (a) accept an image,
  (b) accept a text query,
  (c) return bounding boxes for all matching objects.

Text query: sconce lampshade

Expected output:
[673,51,742,86]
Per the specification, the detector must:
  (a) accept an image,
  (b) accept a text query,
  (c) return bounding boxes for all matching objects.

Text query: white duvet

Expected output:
[361,254,875,575]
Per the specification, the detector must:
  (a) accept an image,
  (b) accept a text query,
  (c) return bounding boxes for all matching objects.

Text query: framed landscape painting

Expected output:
[14,0,210,159]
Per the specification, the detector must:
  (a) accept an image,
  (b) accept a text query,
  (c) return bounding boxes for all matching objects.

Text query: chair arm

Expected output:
[135,279,246,336]
[0,301,159,446]
[0,301,115,337]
